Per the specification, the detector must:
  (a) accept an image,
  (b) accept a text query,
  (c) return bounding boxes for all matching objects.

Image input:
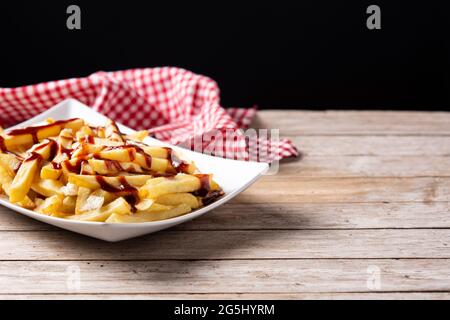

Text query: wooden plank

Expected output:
[0,259,449,293]
[0,229,449,260]
[256,110,450,135]
[1,292,449,299]
[1,202,449,231]
[1,110,448,298]
[294,136,450,156]
[240,177,450,203]
[280,156,450,177]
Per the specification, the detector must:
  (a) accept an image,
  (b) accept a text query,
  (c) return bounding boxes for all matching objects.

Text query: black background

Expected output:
[0,1,449,110]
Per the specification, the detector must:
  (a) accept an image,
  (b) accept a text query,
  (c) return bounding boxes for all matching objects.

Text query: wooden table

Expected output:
[1,110,450,299]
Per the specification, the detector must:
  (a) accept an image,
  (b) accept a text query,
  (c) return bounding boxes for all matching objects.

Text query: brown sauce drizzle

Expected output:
[83,135,94,144]
[151,172,176,178]
[193,174,211,197]
[13,161,22,173]
[111,121,125,142]
[124,195,138,213]
[0,136,22,158]
[59,146,74,158]
[165,147,190,173]
[103,145,136,162]
[5,118,79,143]
[95,175,138,212]
[63,158,88,174]
[23,138,57,164]
[201,190,225,206]
[95,175,136,193]
[31,139,57,160]
[132,144,152,167]
[49,140,58,159]
[103,144,152,167]
[192,174,224,205]
[104,159,123,172]
[0,136,7,153]
[24,152,42,163]
[51,162,62,169]
[128,148,135,161]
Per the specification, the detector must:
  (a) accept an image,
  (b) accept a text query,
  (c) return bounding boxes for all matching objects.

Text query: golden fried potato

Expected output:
[106,204,191,223]
[2,116,223,225]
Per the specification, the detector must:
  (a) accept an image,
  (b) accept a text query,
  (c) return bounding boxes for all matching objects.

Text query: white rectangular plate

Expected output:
[0,99,268,241]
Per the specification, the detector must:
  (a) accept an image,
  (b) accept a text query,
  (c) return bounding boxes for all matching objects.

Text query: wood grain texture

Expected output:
[1,202,449,231]
[0,259,449,294]
[255,110,450,135]
[0,229,449,260]
[282,156,450,177]
[1,110,449,299]
[296,136,450,156]
[240,177,450,203]
[2,293,449,300]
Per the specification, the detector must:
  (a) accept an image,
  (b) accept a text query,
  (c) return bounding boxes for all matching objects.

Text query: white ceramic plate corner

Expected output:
[0,99,268,241]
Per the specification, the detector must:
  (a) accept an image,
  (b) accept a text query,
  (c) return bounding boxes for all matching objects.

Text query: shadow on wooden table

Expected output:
[12,201,305,277]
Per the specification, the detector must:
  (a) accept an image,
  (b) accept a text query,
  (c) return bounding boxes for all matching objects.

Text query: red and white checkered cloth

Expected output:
[0,67,298,162]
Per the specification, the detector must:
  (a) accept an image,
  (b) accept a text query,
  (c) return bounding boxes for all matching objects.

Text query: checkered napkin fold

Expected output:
[0,67,298,163]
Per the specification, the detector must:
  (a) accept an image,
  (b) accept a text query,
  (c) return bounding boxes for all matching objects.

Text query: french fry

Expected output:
[31,178,64,197]
[1,182,35,209]
[61,196,76,213]
[156,193,200,209]
[88,159,143,175]
[0,165,12,185]
[96,126,106,138]
[1,127,59,149]
[131,143,170,159]
[0,153,21,177]
[134,153,170,172]
[35,194,63,215]
[96,147,135,162]
[105,119,124,142]
[93,138,124,147]
[106,203,191,223]
[136,202,171,213]
[81,162,94,175]
[125,130,149,142]
[58,128,74,147]
[138,174,204,199]
[50,212,72,218]
[52,128,74,164]
[40,163,62,180]
[75,125,94,142]
[1,118,84,149]
[97,147,170,172]
[9,140,56,203]
[67,197,131,222]
[170,160,197,174]
[68,174,152,190]
[70,143,102,158]
[62,118,85,132]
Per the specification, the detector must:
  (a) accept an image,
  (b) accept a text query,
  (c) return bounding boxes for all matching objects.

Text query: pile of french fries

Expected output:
[0,118,223,223]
